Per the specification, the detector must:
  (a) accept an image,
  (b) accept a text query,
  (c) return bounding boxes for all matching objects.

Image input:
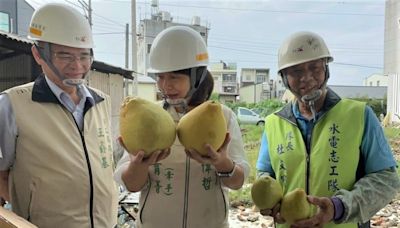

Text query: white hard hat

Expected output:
[278,31,333,74]
[148,26,209,73]
[28,3,93,48]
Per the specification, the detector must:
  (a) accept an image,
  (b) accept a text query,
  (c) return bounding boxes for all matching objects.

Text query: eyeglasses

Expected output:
[285,61,325,78]
[52,52,93,65]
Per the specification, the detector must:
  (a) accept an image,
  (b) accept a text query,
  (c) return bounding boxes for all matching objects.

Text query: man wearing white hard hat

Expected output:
[114,26,250,228]
[0,3,118,228]
[256,31,399,228]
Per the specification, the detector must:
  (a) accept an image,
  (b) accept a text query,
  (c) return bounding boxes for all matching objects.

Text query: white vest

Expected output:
[5,82,118,228]
[135,104,234,228]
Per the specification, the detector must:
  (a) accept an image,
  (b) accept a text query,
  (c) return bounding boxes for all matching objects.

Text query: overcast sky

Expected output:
[26,0,386,85]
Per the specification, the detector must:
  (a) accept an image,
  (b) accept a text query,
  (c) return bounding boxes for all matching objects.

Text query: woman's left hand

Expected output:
[185,132,232,169]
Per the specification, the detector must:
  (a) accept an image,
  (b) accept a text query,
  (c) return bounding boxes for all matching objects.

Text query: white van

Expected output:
[237,107,265,126]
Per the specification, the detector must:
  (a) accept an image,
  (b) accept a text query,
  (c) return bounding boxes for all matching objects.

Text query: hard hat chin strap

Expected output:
[301,63,330,122]
[281,60,330,122]
[164,98,189,113]
[301,89,322,122]
[35,43,89,89]
[161,67,208,113]
[185,67,208,99]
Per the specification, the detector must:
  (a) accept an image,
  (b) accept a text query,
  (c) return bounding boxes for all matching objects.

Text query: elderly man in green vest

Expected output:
[256,31,400,228]
[0,3,118,228]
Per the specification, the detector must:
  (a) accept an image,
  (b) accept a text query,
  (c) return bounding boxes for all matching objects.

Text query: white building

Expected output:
[136,0,209,80]
[384,0,400,123]
[137,76,157,102]
[209,61,239,103]
[363,73,388,87]
[239,68,270,103]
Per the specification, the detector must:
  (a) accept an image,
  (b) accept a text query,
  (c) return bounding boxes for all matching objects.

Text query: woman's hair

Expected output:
[174,66,214,107]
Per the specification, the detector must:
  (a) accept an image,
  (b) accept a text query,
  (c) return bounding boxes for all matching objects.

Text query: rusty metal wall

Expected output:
[0,54,33,92]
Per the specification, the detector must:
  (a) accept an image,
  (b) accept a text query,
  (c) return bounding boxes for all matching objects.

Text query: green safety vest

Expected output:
[266,99,365,228]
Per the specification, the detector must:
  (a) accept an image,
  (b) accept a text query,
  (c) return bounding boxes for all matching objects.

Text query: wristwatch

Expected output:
[216,161,236,178]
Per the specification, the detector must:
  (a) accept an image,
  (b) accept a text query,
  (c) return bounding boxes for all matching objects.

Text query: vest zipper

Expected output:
[305,121,315,195]
[305,154,310,194]
[182,156,191,228]
[73,116,95,228]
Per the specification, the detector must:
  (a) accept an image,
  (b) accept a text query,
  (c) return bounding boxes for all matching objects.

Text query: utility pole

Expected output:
[131,0,138,95]
[124,23,130,96]
[78,0,92,27]
[125,23,129,68]
[88,0,92,27]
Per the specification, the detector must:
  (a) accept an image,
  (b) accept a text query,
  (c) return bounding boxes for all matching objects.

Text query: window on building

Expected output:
[223,86,235,93]
[256,74,265,83]
[377,81,380,86]
[0,12,10,33]
[222,74,236,82]
[147,44,152,54]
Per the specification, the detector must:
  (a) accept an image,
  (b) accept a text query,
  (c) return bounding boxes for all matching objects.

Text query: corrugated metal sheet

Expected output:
[0,54,33,92]
[0,30,33,44]
[87,72,124,144]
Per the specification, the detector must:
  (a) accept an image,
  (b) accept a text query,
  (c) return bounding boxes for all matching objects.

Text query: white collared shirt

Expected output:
[44,76,94,131]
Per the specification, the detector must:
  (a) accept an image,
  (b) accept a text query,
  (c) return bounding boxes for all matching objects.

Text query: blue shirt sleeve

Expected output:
[361,106,397,173]
[256,130,275,176]
[0,93,17,170]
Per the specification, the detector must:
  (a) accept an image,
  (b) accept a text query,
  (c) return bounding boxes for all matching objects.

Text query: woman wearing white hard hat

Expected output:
[114,26,250,228]
[256,31,399,228]
[0,3,118,228]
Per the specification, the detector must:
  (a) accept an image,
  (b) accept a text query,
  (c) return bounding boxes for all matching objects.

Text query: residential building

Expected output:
[209,61,239,103]
[329,85,387,99]
[363,73,388,87]
[0,0,34,35]
[136,1,209,80]
[239,68,272,103]
[384,0,400,122]
[274,77,286,100]
[136,76,157,102]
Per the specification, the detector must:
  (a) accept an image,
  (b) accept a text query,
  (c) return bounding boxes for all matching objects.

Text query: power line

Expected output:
[333,62,382,69]
[139,2,384,17]
[83,0,384,17]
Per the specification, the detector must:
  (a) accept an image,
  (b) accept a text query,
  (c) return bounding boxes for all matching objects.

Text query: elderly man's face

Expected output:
[284,59,326,97]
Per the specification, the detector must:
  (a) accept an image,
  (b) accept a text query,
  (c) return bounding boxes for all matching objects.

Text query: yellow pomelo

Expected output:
[119,97,176,157]
[280,188,313,224]
[251,176,283,210]
[177,101,227,155]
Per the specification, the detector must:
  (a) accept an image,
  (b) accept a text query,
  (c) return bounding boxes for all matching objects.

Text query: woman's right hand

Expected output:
[118,136,170,167]
[128,149,170,167]
[119,136,170,192]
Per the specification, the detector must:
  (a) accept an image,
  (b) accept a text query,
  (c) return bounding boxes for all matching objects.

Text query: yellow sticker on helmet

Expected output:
[30,27,42,36]
[196,53,208,61]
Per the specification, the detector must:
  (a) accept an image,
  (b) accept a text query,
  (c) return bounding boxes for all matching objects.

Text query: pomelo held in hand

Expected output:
[280,188,313,224]
[120,97,176,157]
[251,176,283,210]
[177,100,227,155]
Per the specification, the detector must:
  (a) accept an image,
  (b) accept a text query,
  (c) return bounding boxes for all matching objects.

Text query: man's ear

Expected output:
[31,45,43,65]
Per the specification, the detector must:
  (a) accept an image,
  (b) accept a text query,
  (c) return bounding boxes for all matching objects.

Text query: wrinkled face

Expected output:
[33,43,92,89]
[156,72,191,100]
[284,59,326,97]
